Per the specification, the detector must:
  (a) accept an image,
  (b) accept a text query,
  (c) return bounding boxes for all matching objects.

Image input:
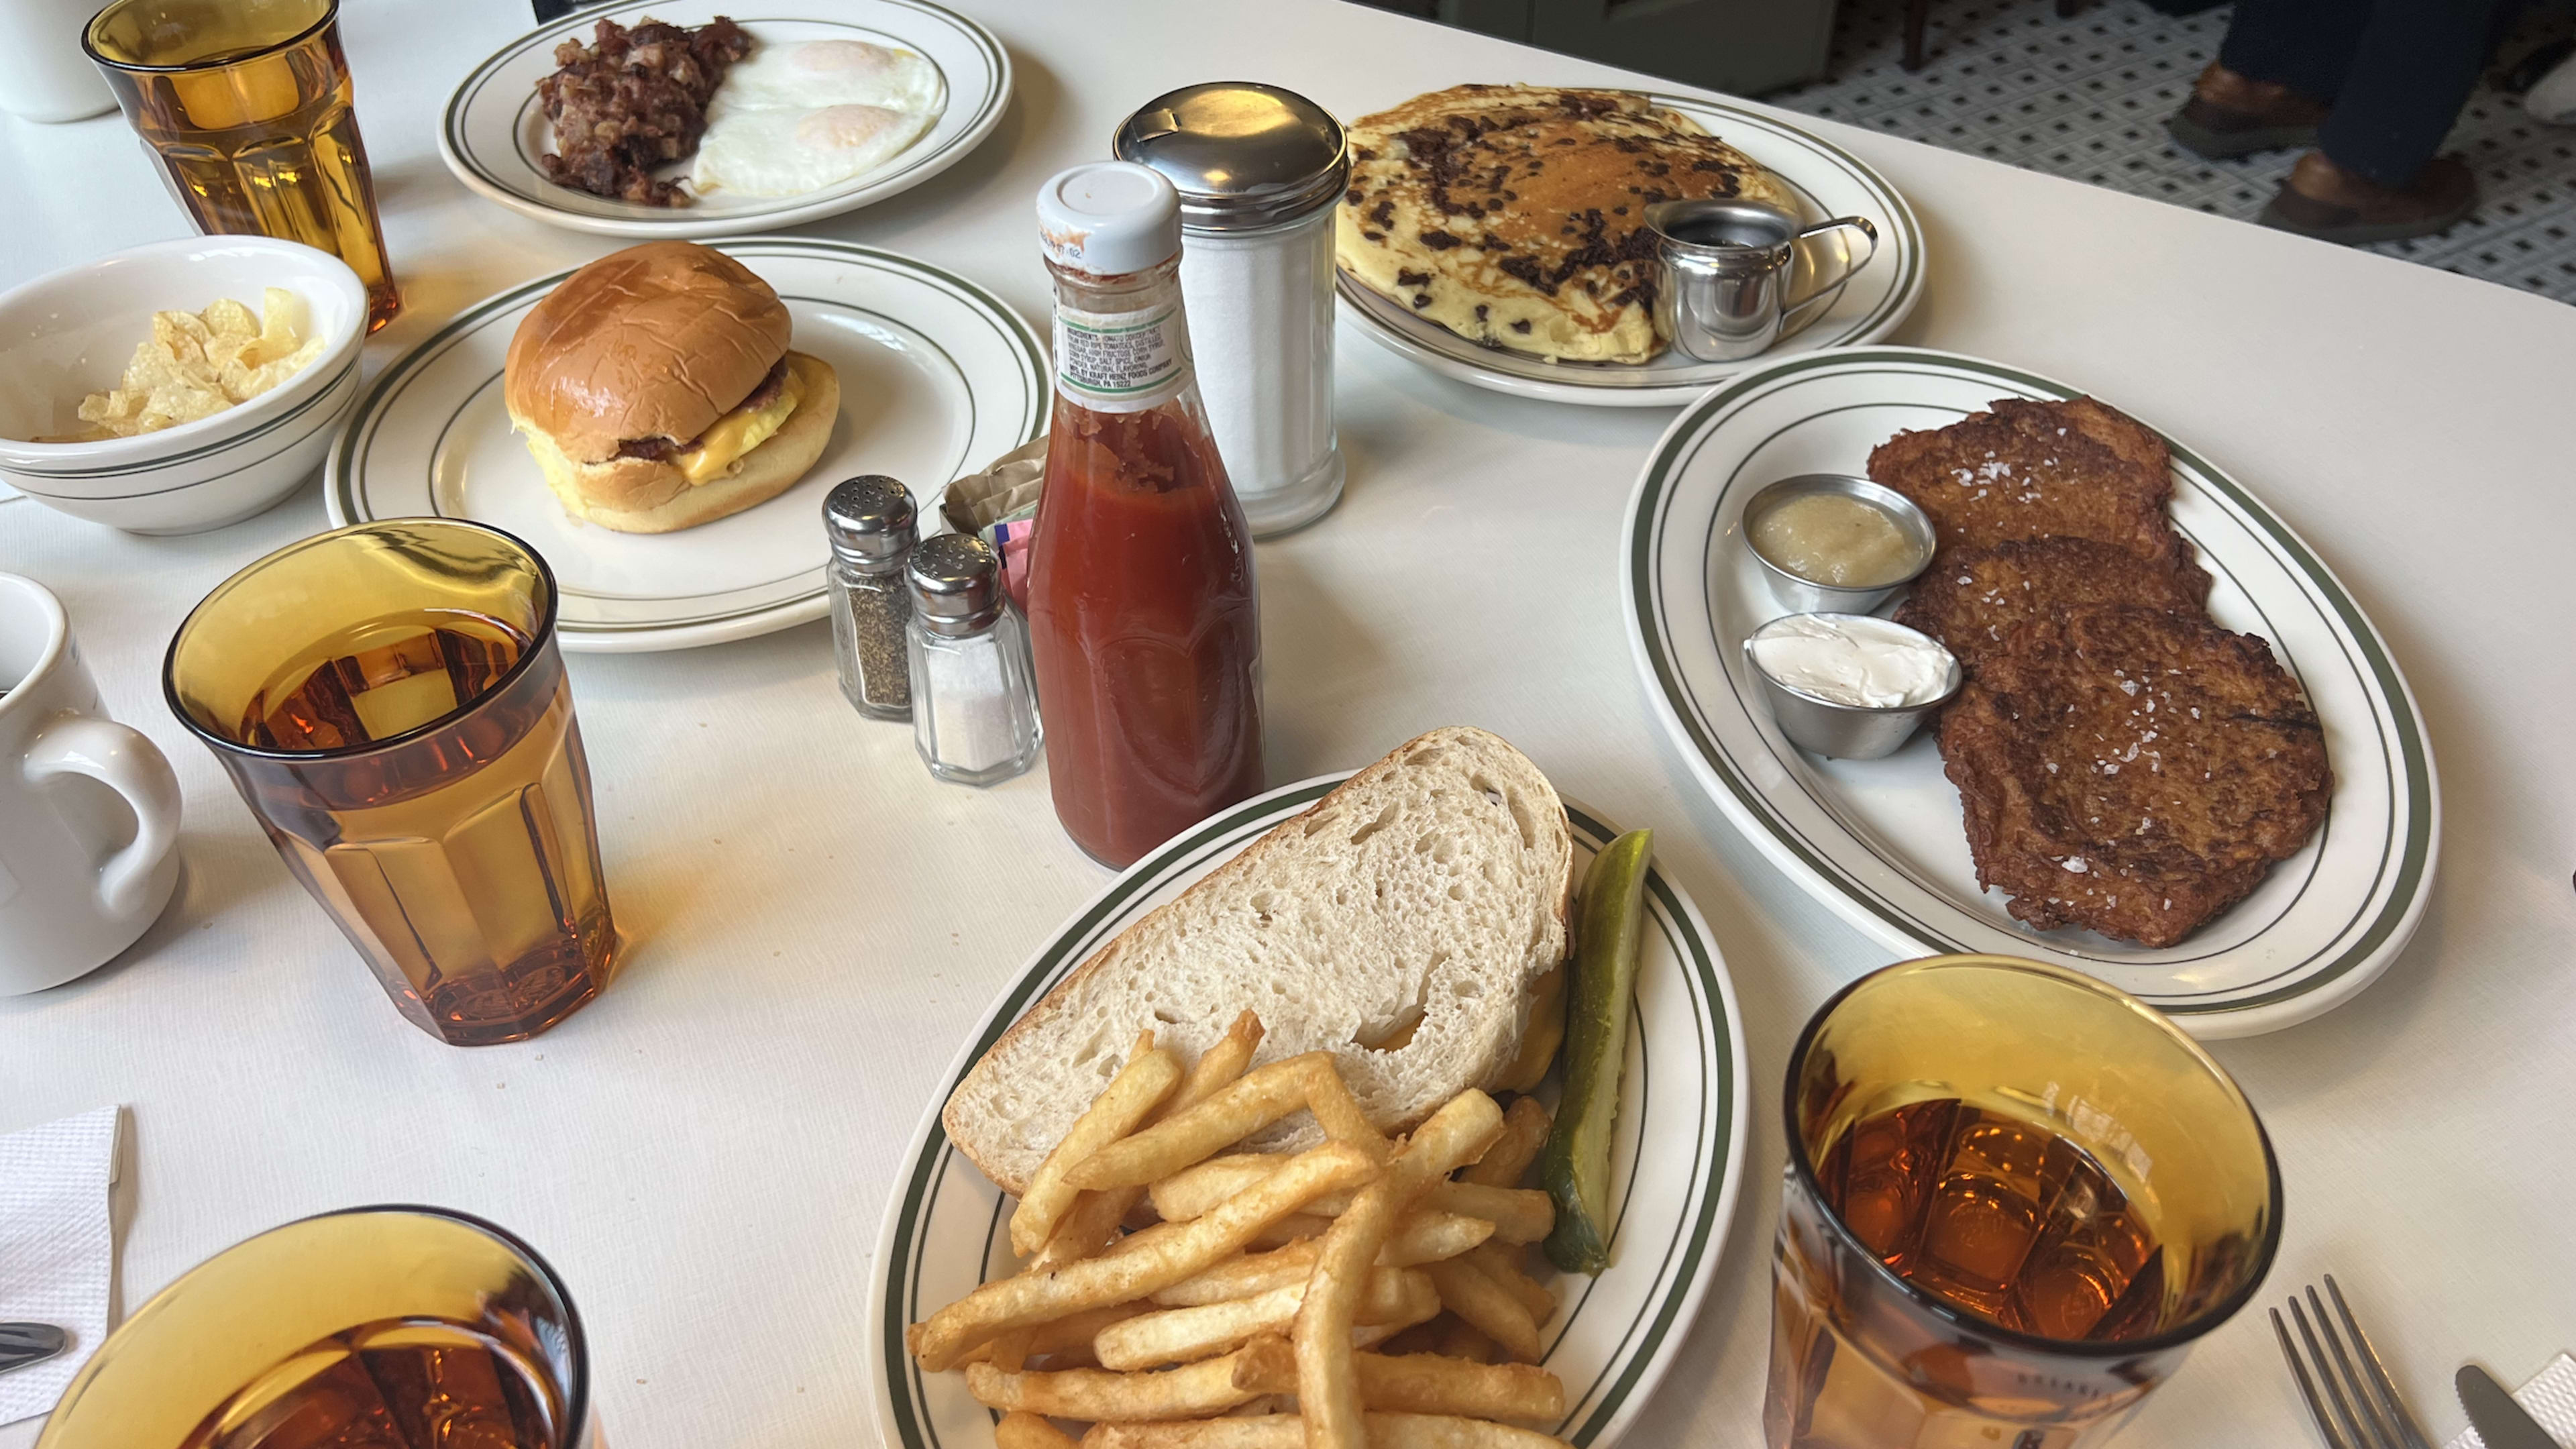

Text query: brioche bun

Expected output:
[503,241,839,533]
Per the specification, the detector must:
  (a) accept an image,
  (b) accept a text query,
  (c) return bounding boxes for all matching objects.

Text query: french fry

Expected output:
[1150,1155,1278,1222]
[1462,1097,1551,1188]
[1464,1244,1557,1323]
[1385,1211,1499,1265]
[1245,1212,1334,1248]
[985,1328,1034,1373]
[1233,1349,1566,1421]
[967,1342,1274,1421]
[1015,1032,1183,1256]
[909,1141,1378,1371]
[996,1410,1079,1449]
[1295,1091,1506,1449]
[1435,1316,1499,1365]
[1082,1414,1571,1448]
[1095,1268,1436,1370]
[1421,1183,1553,1244]
[1155,1212,1495,1307]
[1160,1171,1550,1244]
[1035,1014,1268,1273]
[1424,1258,1542,1364]
[1069,1055,1389,1191]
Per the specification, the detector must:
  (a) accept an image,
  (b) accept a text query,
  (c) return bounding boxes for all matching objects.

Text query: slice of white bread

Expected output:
[943,727,1574,1197]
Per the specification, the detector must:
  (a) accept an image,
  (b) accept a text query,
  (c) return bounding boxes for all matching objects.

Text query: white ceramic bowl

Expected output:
[0,236,368,535]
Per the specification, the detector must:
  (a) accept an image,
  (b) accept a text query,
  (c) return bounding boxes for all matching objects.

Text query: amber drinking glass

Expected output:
[35,1206,594,1449]
[165,520,614,1046]
[1766,955,2280,1449]
[84,0,400,330]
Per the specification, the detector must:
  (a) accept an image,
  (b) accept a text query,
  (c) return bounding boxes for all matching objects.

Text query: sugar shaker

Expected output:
[906,533,1041,786]
[824,475,918,720]
[1116,83,1350,537]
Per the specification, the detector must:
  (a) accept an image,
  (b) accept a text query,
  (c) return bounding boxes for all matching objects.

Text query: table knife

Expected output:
[2458,1364,2559,1449]
[0,1322,66,1375]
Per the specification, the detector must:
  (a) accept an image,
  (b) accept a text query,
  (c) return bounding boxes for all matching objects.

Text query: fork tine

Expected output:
[2324,1276,2435,1449]
[2293,1292,2385,1449]
[2276,1306,2358,1449]
[2306,1286,2398,1449]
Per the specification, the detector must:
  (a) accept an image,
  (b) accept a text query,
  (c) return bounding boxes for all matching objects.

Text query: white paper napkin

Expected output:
[0,1106,120,1427]
[2449,1353,2576,1449]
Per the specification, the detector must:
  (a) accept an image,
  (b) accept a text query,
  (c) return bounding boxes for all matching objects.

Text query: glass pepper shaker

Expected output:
[906,533,1041,786]
[824,475,917,720]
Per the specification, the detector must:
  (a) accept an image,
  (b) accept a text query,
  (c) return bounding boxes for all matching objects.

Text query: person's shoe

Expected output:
[2526,43,2576,125]
[2257,152,2477,244]
[2165,62,2331,158]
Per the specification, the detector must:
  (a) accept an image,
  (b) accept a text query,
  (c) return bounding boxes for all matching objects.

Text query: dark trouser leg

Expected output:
[2317,0,2524,186]
[2218,0,2373,100]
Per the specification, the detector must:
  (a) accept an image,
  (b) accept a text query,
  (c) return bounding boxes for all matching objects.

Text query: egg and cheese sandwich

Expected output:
[504,241,841,534]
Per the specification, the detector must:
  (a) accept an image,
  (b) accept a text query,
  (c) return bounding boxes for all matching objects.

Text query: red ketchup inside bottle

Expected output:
[1029,395,1263,867]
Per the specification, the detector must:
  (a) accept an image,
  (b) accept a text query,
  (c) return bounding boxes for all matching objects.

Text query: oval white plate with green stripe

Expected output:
[867,775,1749,1448]
[1624,346,2438,1036]
[1335,92,1925,409]
[327,238,1044,653]
[438,0,1010,239]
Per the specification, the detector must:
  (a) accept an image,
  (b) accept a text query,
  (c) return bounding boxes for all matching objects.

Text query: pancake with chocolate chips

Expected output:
[1338,84,1794,364]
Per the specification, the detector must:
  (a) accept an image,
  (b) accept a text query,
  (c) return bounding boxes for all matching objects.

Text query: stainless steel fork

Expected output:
[2272,1275,2436,1449]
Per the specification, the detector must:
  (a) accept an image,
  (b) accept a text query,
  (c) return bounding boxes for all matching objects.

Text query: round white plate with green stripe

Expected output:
[438,0,1010,239]
[1335,93,1925,409]
[867,775,1749,1448]
[327,238,1044,653]
[1624,346,2438,1036]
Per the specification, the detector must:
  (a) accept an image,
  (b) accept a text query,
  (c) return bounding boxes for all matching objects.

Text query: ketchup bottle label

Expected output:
[1054,301,1189,413]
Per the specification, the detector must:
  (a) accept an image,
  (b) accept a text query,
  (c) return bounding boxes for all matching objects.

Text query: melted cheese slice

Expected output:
[678,363,806,486]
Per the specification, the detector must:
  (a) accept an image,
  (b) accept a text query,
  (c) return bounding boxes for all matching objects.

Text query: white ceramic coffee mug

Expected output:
[0,0,117,123]
[0,572,181,994]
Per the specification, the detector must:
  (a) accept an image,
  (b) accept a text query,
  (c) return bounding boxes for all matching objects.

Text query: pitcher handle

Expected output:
[1781,216,1880,336]
[25,714,182,920]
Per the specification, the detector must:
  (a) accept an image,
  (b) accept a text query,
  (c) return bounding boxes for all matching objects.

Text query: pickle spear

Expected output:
[1540,827,1654,1275]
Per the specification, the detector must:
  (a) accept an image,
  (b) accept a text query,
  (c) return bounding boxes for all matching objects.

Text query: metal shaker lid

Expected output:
[908,532,1004,635]
[823,475,917,568]
[1114,83,1350,232]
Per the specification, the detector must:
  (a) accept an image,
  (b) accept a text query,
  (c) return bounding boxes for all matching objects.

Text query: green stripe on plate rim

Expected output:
[441,0,1006,216]
[326,237,1046,541]
[879,787,1737,1449]
[1625,346,2433,1015]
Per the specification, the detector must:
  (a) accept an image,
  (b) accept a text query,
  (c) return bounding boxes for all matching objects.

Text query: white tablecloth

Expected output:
[4,1,2573,1445]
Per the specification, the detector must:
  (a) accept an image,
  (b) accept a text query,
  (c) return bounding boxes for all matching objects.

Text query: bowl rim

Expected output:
[0,235,367,470]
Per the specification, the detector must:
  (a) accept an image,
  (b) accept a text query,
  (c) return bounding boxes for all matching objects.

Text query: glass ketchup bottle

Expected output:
[1028,162,1265,867]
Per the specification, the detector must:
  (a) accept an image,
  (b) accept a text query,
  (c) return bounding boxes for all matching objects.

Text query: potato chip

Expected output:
[71,290,321,440]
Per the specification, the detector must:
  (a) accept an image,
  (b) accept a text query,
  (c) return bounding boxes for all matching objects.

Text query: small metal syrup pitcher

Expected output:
[1646,200,1879,362]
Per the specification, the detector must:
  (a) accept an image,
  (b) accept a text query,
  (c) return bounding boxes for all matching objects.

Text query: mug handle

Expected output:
[1781,216,1881,337]
[24,715,182,920]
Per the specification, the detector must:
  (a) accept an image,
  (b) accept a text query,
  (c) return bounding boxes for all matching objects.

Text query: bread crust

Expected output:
[503,239,792,462]
[943,727,1575,1196]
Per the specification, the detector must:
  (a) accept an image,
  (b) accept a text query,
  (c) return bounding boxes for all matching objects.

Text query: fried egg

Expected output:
[690,38,945,198]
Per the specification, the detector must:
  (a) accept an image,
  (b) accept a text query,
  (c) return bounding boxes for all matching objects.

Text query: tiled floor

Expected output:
[1768,0,2576,301]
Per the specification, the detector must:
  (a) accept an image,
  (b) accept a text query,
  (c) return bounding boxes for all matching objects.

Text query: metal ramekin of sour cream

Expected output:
[1743,612,1962,759]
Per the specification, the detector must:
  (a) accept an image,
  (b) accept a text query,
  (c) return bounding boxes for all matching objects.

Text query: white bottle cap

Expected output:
[1037,162,1182,274]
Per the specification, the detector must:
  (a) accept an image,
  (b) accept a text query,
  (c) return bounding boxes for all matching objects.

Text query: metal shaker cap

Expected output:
[1114,83,1350,232]
[908,533,1004,635]
[823,475,918,569]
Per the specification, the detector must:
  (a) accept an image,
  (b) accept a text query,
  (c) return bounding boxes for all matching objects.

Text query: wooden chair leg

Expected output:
[1902,0,1930,71]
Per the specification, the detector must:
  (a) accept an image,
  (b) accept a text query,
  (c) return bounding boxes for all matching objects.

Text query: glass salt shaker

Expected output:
[824,475,917,720]
[905,533,1040,786]
[1116,83,1350,538]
